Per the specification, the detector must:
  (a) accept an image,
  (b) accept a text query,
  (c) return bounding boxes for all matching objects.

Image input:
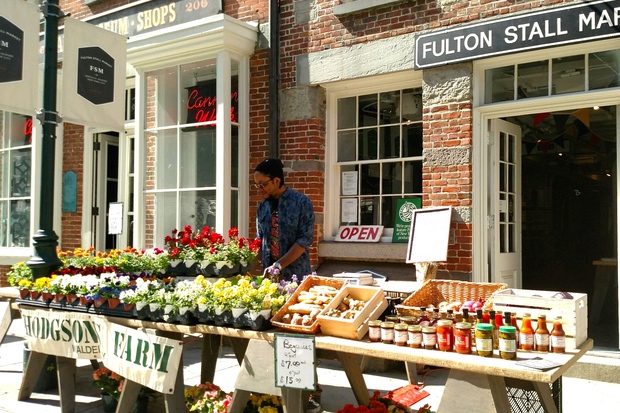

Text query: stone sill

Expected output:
[318,241,408,263]
[333,0,409,16]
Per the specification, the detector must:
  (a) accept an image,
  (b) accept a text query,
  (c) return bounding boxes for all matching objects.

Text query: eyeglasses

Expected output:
[253,178,273,189]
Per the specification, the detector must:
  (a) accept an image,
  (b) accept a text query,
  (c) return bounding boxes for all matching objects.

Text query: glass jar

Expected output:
[436,319,454,352]
[499,326,517,360]
[535,314,550,352]
[520,313,535,351]
[422,326,437,350]
[454,322,472,354]
[394,323,409,346]
[368,320,382,342]
[385,315,400,323]
[399,316,416,325]
[381,321,395,344]
[550,316,566,353]
[408,325,423,348]
[475,323,493,357]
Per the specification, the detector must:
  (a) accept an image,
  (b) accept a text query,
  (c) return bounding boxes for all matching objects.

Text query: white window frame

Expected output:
[324,71,423,242]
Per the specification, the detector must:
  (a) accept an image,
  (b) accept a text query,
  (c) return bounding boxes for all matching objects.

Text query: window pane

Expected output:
[153,129,178,189]
[340,197,358,225]
[340,165,358,196]
[0,201,6,247]
[358,129,378,160]
[402,123,423,157]
[181,60,217,127]
[517,60,548,99]
[361,163,380,195]
[485,66,514,103]
[337,130,356,162]
[180,128,216,188]
[231,125,239,187]
[154,192,177,239]
[231,60,239,125]
[146,67,178,128]
[383,162,402,195]
[338,97,356,129]
[382,196,399,227]
[184,190,216,231]
[379,90,400,125]
[401,89,422,122]
[360,196,379,225]
[552,55,585,95]
[379,125,400,159]
[10,199,30,247]
[404,161,422,194]
[10,150,31,197]
[589,50,620,90]
[231,189,238,229]
[358,94,377,127]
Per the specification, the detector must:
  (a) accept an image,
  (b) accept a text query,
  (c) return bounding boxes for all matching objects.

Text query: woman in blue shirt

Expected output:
[254,158,315,281]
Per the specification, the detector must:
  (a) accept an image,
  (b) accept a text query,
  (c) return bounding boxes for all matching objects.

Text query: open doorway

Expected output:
[509,105,618,348]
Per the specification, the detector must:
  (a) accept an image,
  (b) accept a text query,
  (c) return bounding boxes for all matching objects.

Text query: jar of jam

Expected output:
[499,325,517,360]
[394,323,409,346]
[368,320,382,342]
[400,316,416,325]
[385,315,400,323]
[436,319,454,352]
[422,326,437,350]
[454,322,472,354]
[408,325,423,348]
[475,323,493,357]
[381,321,395,344]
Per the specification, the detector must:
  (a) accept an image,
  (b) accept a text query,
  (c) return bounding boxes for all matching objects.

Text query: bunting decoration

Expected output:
[572,108,590,126]
[533,112,551,126]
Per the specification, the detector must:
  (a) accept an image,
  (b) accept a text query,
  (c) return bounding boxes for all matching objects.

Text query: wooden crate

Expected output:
[317,285,388,340]
[491,288,588,350]
[395,279,506,317]
[270,276,346,335]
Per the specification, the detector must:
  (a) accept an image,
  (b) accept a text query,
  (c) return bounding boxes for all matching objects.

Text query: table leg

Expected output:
[280,388,310,413]
[200,334,222,383]
[532,381,559,413]
[228,336,249,365]
[57,356,76,413]
[404,362,419,384]
[486,375,512,413]
[336,352,370,406]
[17,349,49,400]
[229,389,251,413]
[116,380,141,413]
[437,370,497,413]
[163,358,187,413]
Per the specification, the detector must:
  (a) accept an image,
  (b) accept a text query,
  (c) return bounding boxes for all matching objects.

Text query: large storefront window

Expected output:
[0,112,32,247]
[144,59,240,243]
[335,88,423,229]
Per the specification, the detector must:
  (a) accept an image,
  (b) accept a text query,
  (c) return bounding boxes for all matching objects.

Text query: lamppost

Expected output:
[26,0,63,278]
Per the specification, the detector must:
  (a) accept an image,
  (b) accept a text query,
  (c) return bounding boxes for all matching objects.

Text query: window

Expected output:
[144,59,240,243]
[0,111,32,247]
[485,48,620,103]
[335,88,423,230]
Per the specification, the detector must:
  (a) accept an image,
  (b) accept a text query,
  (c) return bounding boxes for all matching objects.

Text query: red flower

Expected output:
[228,227,239,239]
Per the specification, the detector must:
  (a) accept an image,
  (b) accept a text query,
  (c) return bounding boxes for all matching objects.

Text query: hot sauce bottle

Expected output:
[535,314,550,352]
[550,316,566,353]
[417,307,431,327]
[520,313,535,351]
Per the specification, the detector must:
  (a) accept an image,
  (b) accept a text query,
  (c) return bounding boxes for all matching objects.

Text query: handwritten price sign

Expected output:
[274,334,316,390]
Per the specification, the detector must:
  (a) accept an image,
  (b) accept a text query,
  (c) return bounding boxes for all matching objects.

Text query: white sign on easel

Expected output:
[274,333,316,391]
[406,207,452,280]
[108,202,123,235]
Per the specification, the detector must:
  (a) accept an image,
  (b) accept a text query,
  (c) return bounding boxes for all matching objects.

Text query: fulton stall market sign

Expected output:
[415,0,620,69]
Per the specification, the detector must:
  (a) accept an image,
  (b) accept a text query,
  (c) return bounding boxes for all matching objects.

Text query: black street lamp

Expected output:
[26,0,64,278]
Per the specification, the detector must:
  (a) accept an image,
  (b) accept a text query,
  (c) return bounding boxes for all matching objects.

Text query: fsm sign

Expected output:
[415,0,620,69]
[336,225,383,242]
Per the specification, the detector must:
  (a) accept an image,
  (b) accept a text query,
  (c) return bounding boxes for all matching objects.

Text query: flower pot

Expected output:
[93,297,107,308]
[41,292,53,304]
[148,303,163,321]
[101,392,118,413]
[193,306,214,324]
[213,261,240,276]
[248,309,273,331]
[66,294,79,305]
[123,303,136,312]
[79,295,92,306]
[232,307,248,328]
[107,298,121,310]
[135,302,150,320]
[18,289,30,299]
[29,291,40,300]
[176,311,197,325]
[214,307,233,326]
[53,293,66,303]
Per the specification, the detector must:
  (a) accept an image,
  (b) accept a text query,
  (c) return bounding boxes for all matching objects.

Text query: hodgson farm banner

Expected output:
[0,0,40,115]
[62,17,126,130]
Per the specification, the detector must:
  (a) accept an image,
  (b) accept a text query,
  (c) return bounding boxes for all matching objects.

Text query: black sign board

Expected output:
[0,16,23,83]
[77,46,115,105]
[86,0,222,38]
[184,77,239,129]
[415,0,620,69]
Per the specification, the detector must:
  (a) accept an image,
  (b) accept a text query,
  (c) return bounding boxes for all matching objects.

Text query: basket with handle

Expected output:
[395,279,507,317]
[271,275,346,334]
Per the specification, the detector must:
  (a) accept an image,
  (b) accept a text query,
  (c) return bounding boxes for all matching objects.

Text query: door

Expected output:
[92,133,119,251]
[489,119,522,288]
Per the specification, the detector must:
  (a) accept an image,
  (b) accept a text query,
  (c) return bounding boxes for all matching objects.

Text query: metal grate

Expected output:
[506,377,562,413]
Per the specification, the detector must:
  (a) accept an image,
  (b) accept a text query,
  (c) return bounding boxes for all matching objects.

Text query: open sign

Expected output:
[335,226,383,242]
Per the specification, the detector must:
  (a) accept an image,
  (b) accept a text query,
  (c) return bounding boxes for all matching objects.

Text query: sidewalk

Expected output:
[0,318,619,412]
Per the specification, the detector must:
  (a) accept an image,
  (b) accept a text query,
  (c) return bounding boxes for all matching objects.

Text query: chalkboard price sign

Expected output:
[274,333,316,390]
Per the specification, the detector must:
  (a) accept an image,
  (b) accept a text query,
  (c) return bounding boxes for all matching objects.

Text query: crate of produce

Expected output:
[271,276,346,335]
[395,279,507,317]
[317,285,388,340]
[490,288,587,349]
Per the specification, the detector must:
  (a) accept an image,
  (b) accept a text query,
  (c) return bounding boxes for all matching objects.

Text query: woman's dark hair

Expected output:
[254,158,285,186]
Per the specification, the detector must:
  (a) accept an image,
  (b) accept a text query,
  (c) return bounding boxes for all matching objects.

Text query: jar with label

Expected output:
[499,326,517,360]
[436,319,454,351]
[520,313,535,351]
[368,320,382,342]
[475,323,494,357]
[454,322,472,354]
[550,316,566,353]
[385,315,400,323]
[381,321,395,344]
[400,316,416,325]
[394,323,409,346]
[422,326,437,350]
[535,314,550,352]
[408,325,423,348]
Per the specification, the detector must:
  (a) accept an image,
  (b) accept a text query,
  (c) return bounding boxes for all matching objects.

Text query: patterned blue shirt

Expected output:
[256,187,315,280]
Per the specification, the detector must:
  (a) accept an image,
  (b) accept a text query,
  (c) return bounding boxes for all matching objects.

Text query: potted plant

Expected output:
[7,261,33,299]
[243,393,283,413]
[184,382,232,413]
[93,366,124,412]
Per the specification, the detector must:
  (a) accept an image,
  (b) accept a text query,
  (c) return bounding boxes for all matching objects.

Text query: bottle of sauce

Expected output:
[462,308,470,325]
[437,319,454,351]
[482,310,491,323]
[489,310,499,349]
[535,314,550,352]
[520,313,534,350]
[503,311,511,327]
[550,316,566,353]
[454,322,472,354]
[429,308,440,326]
[417,307,431,327]
[510,312,520,348]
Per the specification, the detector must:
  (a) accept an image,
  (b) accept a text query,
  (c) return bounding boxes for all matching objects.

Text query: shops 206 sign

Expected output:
[415,0,620,69]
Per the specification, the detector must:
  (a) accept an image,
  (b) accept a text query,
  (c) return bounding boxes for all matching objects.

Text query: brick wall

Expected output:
[61,123,85,250]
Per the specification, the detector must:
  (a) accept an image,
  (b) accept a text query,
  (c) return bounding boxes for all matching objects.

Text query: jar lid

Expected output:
[395,323,408,330]
[437,319,453,326]
[408,325,422,331]
[422,326,436,333]
[368,320,382,326]
[499,326,517,333]
[399,316,415,322]
[476,323,493,331]
[455,322,472,329]
[381,321,395,328]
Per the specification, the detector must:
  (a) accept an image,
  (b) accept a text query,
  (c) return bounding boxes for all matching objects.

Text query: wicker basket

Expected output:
[395,279,507,317]
[271,276,346,335]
